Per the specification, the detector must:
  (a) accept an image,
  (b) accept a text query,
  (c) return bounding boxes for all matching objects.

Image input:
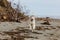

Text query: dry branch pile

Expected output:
[0,0,28,22]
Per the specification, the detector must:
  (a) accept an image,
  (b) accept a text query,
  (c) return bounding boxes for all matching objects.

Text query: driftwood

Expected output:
[0,0,28,22]
[41,17,50,25]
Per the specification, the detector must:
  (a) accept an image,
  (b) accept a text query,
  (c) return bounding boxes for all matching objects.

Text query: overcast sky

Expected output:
[8,0,60,18]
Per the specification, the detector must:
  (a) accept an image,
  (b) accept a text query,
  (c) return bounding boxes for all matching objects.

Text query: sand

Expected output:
[0,19,60,40]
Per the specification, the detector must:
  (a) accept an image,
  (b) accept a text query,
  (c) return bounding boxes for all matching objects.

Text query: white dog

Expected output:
[29,15,35,30]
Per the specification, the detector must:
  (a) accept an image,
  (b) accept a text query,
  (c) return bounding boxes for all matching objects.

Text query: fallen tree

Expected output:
[0,0,28,22]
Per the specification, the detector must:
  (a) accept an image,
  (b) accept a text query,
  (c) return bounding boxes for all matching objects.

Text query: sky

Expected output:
[8,0,60,18]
